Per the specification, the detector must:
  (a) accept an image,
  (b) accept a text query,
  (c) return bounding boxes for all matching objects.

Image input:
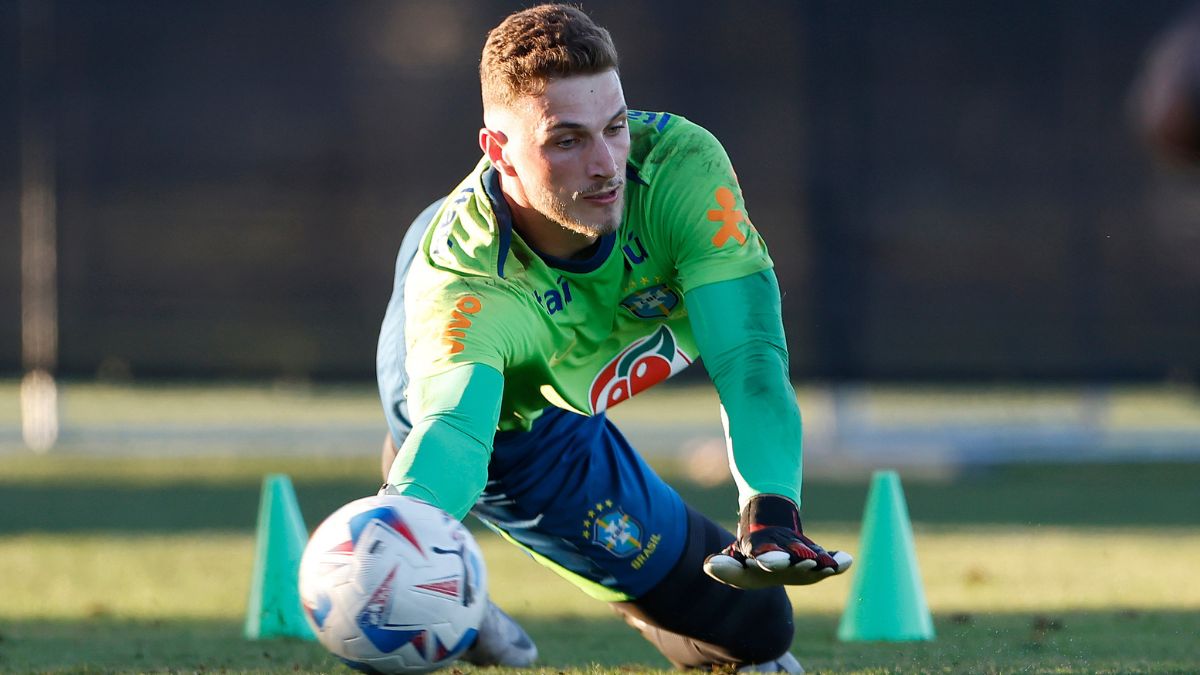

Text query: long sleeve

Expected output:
[684,269,803,510]
[386,363,504,519]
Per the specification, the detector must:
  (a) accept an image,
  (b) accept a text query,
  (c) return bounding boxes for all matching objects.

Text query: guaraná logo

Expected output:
[588,326,692,413]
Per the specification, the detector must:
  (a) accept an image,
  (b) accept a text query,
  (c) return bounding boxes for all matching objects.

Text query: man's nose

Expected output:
[588,137,618,179]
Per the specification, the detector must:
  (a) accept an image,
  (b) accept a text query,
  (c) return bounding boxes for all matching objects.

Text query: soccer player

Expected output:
[376,4,852,671]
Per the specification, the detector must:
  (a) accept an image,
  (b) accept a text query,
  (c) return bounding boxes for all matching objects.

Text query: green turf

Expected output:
[3,455,1199,534]
[3,611,1198,674]
[1,454,1198,673]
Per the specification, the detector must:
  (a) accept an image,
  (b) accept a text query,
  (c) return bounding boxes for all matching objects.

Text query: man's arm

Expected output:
[684,269,802,508]
[685,269,852,588]
[382,363,504,520]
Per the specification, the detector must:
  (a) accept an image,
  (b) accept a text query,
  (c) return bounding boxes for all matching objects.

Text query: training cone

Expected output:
[244,473,316,640]
[837,470,935,641]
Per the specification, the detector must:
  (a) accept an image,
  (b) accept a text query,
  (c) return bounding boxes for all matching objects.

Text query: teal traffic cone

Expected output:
[837,470,935,641]
[244,473,315,640]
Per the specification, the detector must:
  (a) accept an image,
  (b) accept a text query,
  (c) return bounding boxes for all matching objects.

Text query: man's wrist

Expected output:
[741,494,801,532]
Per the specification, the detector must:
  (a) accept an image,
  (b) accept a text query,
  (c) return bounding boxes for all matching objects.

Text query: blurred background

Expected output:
[3,0,1200,465]
[2,2,1200,671]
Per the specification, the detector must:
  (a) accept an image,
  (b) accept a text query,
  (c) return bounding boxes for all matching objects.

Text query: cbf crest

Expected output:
[582,500,643,558]
[620,284,680,319]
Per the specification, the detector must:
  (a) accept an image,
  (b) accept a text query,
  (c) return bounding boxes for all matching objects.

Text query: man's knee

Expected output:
[729,585,793,663]
[613,574,792,668]
[612,506,795,667]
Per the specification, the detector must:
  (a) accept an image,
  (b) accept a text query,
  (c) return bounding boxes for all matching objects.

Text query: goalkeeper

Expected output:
[376,4,851,672]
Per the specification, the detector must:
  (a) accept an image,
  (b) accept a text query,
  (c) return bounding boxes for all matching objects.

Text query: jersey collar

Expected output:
[483,166,617,275]
[482,165,515,279]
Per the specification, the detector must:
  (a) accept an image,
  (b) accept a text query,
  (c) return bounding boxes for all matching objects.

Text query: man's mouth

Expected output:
[578,184,622,204]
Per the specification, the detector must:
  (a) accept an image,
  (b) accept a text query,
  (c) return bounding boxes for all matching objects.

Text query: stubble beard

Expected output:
[532,180,624,239]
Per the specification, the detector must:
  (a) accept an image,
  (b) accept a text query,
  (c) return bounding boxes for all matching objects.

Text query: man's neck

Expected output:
[502,192,599,261]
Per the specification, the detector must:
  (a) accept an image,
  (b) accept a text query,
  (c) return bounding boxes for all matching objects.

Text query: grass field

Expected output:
[1,452,1199,674]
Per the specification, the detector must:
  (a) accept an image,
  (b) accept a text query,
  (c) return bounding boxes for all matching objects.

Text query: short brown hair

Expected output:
[480,4,619,110]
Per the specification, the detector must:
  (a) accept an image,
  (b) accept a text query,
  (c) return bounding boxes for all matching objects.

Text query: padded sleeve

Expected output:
[684,270,803,509]
[385,363,504,519]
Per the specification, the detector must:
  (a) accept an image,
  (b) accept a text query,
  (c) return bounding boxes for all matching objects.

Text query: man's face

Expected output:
[489,70,631,238]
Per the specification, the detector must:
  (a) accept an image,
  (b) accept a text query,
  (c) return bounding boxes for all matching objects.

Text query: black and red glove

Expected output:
[703,494,853,589]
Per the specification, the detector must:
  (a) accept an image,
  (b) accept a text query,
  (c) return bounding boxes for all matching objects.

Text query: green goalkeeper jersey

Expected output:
[403,111,773,429]
[386,111,805,519]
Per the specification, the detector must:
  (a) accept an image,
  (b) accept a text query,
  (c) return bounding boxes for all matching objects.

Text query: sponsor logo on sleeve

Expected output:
[706,185,752,248]
[443,295,481,354]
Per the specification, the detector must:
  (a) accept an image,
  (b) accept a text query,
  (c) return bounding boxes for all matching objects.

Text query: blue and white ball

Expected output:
[299,495,487,674]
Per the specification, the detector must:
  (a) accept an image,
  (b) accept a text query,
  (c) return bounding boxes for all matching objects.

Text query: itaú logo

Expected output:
[443,296,482,354]
[588,326,692,413]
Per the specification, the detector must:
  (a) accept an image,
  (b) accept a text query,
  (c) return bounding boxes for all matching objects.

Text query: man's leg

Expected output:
[459,598,538,667]
[612,505,798,671]
[472,408,798,671]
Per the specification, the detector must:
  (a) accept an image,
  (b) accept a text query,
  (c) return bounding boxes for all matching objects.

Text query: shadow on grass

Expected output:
[1,461,1198,534]
[1,609,1197,673]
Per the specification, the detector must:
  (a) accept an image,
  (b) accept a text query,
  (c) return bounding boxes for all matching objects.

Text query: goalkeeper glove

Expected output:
[703,494,853,589]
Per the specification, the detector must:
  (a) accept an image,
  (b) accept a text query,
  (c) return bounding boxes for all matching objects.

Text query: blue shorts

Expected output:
[377,202,687,602]
[473,407,688,601]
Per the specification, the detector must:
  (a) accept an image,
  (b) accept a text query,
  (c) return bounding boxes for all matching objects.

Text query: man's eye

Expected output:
[556,138,578,148]
[605,124,627,135]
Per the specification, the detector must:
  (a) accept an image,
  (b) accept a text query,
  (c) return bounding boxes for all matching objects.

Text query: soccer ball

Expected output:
[299,495,487,674]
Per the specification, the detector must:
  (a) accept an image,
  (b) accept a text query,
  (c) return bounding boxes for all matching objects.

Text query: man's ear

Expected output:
[479,128,517,176]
